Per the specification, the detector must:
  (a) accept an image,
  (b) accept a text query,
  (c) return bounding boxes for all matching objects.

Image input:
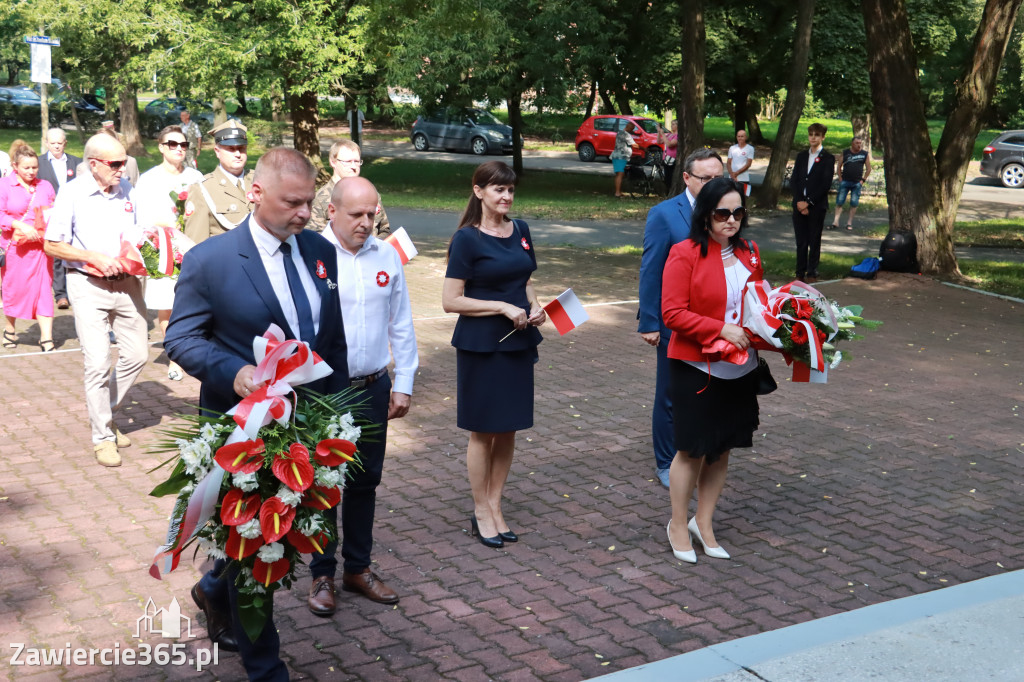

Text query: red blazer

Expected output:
[662,238,763,362]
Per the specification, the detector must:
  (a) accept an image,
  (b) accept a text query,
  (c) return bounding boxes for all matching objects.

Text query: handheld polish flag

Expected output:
[384,227,418,265]
[544,288,589,336]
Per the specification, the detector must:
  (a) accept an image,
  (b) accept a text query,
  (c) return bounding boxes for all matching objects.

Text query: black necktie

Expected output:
[277,241,315,344]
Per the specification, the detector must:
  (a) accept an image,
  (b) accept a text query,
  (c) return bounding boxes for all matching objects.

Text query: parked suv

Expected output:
[410,107,515,155]
[575,115,663,163]
[980,130,1024,188]
[141,98,215,138]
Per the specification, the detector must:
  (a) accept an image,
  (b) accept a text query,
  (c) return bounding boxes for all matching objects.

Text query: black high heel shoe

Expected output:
[497,529,518,543]
[470,517,504,548]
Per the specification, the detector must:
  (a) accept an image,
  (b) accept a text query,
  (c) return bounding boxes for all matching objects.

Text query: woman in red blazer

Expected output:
[661,177,764,564]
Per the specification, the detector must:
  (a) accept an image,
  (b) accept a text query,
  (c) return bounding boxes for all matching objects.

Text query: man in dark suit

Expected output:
[637,148,724,488]
[37,128,80,309]
[165,148,349,681]
[791,123,836,283]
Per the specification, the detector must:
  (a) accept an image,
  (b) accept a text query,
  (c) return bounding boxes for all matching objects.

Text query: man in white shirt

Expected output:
[307,176,418,616]
[727,129,755,194]
[37,128,81,309]
[43,133,148,467]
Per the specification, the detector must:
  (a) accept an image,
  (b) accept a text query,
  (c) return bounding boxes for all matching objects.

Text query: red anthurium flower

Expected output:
[314,439,356,466]
[225,527,264,560]
[219,488,262,526]
[259,497,296,543]
[790,324,809,345]
[271,445,314,492]
[301,484,341,510]
[177,190,189,201]
[214,439,266,474]
[286,528,330,555]
[252,557,290,588]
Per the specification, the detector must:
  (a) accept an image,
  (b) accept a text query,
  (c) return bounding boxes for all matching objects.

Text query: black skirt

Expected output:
[669,359,759,463]
[457,348,537,432]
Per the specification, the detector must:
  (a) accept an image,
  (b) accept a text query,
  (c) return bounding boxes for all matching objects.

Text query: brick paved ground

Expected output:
[2,242,1022,681]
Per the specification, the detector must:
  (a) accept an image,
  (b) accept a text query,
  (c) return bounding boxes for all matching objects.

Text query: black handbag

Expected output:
[755,357,777,395]
[0,246,5,268]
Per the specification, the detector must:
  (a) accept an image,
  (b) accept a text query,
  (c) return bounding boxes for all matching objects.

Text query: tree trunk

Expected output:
[507,90,525,178]
[271,82,284,123]
[234,75,251,116]
[584,80,598,119]
[614,88,633,116]
[289,89,322,168]
[733,85,750,134]
[756,0,815,209]
[861,0,1021,275]
[746,101,766,144]
[676,0,706,196]
[69,85,86,144]
[599,87,617,114]
[117,87,147,157]
[851,112,870,150]
[212,96,228,125]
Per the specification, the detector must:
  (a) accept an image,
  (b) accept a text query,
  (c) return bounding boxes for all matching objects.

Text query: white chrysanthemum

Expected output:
[338,412,355,429]
[257,542,285,563]
[298,516,324,536]
[180,481,195,496]
[275,485,302,507]
[314,467,341,488]
[191,439,212,461]
[238,518,262,539]
[199,423,219,443]
[339,425,361,442]
[325,423,339,439]
[240,568,267,594]
[197,536,228,561]
[232,472,259,492]
[176,438,192,454]
[829,351,844,370]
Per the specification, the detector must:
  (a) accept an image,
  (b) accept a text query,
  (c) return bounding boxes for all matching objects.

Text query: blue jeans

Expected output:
[836,180,862,207]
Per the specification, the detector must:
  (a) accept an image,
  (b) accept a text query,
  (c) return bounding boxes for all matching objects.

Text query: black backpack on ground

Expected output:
[879,231,919,273]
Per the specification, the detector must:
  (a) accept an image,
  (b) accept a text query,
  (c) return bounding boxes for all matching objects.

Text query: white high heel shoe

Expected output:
[667,521,696,564]
[688,517,731,559]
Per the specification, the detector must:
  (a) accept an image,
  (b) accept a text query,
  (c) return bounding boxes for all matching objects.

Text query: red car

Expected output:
[575,115,664,163]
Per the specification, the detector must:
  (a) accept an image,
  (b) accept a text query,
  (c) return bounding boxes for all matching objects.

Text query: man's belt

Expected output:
[73,268,130,282]
[350,368,388,389]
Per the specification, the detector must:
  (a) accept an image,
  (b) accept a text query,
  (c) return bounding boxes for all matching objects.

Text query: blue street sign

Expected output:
[24,36,61,46]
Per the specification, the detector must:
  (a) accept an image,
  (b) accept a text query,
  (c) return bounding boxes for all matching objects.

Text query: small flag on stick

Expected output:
[741,182,752,197]
[544,288,589,336]
[384,227,418,265]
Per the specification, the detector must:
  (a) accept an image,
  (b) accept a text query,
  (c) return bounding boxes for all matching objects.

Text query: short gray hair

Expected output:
[683,147,724,174]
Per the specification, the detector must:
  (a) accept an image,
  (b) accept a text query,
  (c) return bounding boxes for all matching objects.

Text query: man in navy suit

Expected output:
[165,147,349,681]
[790,123,836,283]
[637,148,724,488]
[37,128,80,309]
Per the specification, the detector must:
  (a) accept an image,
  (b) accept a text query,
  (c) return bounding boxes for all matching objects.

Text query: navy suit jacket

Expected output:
[638,191,694,334]
[37,153,80,194]
[165,217,350,414]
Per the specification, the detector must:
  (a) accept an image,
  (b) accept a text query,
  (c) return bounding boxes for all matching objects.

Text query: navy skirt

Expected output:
[457,348,537,432]
[669,359,759,463]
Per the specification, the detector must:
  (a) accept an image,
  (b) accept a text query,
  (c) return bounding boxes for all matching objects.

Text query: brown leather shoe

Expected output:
[342,568,399,604]
[190,583,238,652]
[56,298,70,309]
[308,576,337,616]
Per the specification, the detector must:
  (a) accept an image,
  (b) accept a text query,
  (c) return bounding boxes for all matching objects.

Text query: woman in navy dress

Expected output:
[442,161,546,548]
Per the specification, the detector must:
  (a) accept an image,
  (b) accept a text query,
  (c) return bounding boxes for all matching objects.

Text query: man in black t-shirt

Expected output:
[831,137,871,231]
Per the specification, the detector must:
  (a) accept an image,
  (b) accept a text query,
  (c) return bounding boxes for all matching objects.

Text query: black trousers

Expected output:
[792,206,827,279]
[310,373,390,577]
[53,259,67,299]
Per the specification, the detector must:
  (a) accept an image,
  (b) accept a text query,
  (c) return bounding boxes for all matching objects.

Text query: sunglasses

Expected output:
[93,158,128,171]
[162,140,190,150]
[712,207,746,222]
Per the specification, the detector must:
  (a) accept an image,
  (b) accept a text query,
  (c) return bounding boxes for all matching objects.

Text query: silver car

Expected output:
[980,130,1024,188]
[410,107,515,155]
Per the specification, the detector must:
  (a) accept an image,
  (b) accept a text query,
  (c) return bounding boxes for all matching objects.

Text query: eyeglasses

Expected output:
[93,158,128,171]
[690,173,722,184]
[712,207,746,222]
[161,140,190,150]
[334,158,362,166]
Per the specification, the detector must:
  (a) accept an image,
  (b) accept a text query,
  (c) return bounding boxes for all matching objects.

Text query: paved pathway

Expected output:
[2,248,1023,680]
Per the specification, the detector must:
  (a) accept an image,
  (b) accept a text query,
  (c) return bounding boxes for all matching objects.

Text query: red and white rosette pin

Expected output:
[124,201,134,213]
[521,237,530,251]
[376,271,389,287]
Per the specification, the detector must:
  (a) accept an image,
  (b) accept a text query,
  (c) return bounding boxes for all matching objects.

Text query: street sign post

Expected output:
[24,36,61,149]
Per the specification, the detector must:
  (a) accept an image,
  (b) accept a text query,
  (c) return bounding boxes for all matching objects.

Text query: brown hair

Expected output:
[9,139,37,167]
[808,122,828,136]
[158,125,186,144]
[456,161,517,230]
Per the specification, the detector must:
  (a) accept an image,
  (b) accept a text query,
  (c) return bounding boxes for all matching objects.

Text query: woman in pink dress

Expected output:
[0,140,57,352]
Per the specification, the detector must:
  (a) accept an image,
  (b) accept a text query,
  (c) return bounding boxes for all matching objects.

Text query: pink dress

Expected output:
[0,174,56,319]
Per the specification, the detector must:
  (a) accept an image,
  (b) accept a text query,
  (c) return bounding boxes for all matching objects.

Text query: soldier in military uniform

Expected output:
[308,139,390,236]
[179,110,203,169]
[183,119,255,244]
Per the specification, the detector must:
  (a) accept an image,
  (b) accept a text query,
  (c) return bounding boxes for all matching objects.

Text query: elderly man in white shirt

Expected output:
[306,175,418,616]
[43,132,149,467]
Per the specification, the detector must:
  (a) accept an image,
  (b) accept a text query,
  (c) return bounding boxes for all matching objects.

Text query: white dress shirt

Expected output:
[807,147,822,174]
[44,175,140,271]
[322,226,418,395]
[47,152,70,189]
[249,217,321,339]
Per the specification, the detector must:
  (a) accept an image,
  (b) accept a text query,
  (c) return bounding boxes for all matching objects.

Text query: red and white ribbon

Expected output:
[150,325,333,578]
[156,227,175,276]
